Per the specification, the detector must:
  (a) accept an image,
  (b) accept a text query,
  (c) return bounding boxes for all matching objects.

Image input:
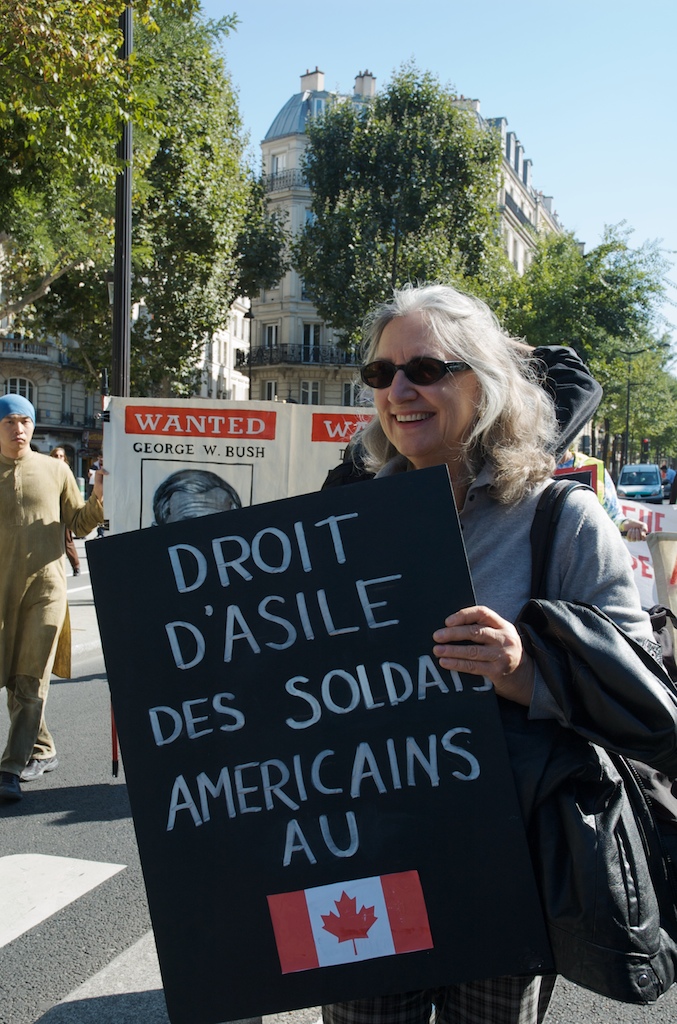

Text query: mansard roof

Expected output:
[264,90,332,141]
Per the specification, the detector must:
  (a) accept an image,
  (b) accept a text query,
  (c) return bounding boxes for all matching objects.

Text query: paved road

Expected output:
[2,540,677,1023]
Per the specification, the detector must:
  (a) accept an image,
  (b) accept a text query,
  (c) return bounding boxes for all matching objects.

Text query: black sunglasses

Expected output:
[360,356,471,389]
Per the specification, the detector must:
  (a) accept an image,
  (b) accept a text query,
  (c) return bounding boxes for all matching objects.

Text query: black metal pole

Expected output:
[624,371,631,467]
[111,3,132,399]
[245,308,254,400]
[110,6,132,779]
[620,346,649,468]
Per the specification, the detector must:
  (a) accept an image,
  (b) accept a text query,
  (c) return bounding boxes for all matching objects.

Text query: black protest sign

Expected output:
[88,465,552,1024]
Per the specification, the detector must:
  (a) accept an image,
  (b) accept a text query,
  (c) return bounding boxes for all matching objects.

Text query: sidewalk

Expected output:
[68,537,103,656]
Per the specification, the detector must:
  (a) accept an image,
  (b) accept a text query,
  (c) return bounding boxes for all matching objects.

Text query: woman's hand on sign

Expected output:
[621,517,647,542]
[432,605,534,707]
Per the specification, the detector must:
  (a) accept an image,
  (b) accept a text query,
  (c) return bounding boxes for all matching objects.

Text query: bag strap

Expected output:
[529,479,589,599]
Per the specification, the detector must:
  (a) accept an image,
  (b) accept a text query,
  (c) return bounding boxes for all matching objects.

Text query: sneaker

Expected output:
[0,771,22,801]
[20,755,59,781]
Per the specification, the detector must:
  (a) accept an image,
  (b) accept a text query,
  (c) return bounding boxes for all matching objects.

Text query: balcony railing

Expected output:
[250,344,359,367]
[1,340,52,359]
[265,168,308,193]
[503,191,533,228]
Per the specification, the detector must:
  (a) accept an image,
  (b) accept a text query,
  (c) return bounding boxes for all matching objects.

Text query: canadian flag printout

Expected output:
[267,870,434,974]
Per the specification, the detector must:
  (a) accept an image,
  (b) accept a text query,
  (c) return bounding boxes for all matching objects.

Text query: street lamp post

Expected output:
[620,347,649,466]
[244,307,255,401]
[111,3,133,399]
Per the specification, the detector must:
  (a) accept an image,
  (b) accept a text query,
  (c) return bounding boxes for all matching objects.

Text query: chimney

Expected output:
[354,70,376,98]
[300,67,325,93]
[506,131,516,165]
[454,96,481,113]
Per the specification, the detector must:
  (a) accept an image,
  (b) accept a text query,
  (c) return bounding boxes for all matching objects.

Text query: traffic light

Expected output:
[641,438,650,461]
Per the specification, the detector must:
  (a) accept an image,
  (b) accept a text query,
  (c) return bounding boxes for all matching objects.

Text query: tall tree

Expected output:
[5,8,289,395]
[123,11,249,394]
[493,224,676,455]
[0,0,203,176]
[494,226,671,358]
[293,64,506,344]
[0,0,201,319]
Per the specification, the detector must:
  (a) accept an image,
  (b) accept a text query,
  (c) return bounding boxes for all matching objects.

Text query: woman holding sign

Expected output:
[323,284,662,1024]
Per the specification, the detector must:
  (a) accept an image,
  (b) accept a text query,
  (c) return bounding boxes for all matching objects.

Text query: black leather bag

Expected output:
[506,479,677,1004]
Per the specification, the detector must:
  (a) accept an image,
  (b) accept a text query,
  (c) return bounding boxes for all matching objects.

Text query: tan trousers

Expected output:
[2,663,58,775]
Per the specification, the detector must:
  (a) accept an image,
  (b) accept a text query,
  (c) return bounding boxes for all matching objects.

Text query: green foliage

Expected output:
[492,224,677,456]
[293,64,506,344]
[0,0,202,182]
[495,225,671,358]
[0,0,216,328]
[3,6,288,396]
[125,10,248,394]
[234,176,291,298]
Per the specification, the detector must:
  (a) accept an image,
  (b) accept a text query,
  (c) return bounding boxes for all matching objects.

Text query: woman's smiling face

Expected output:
[373,312,480,470]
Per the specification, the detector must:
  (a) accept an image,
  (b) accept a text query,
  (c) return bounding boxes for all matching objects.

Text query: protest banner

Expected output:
[88,465,552,1024]
[618,500,677,608]
[553,467,677,608]
[103,397,374,533]
[100,396,677,611]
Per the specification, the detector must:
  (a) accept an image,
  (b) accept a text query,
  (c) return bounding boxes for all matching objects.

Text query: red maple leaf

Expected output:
[321,890,378,954]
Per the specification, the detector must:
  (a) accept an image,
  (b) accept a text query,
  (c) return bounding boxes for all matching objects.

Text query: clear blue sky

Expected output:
[200,0,676,335]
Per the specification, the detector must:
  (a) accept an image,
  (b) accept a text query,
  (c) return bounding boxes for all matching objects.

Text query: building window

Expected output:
[302,323,321,362]
[300,380,320,405]
[263,380,277,401]
[272,153,286,174]
[4,377,35,405]
[265,324,279,349]
[342,381,360,407]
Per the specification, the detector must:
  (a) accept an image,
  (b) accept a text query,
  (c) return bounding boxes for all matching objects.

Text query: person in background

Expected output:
[49,447,81,576]
[557,443,647,541]
[670,473,677,506]
[322,283,655,1024]
[0,396,105,802]
[661,463,675,499]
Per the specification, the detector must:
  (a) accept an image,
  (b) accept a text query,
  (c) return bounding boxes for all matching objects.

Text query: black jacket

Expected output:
[504,598,677,1004]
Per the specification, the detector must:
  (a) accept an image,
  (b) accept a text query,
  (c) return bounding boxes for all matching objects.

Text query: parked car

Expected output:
[616,463,664,504]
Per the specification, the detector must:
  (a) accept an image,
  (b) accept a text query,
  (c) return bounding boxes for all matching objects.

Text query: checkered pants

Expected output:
[322,974,556,1024]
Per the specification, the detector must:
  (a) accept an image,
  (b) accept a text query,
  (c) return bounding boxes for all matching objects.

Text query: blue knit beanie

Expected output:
[0,394,36,422]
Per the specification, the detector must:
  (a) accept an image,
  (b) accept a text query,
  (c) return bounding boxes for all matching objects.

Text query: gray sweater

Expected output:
[377,458,654,721]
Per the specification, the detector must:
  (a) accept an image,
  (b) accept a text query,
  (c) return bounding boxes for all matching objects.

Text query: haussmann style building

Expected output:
[246,67,563,407]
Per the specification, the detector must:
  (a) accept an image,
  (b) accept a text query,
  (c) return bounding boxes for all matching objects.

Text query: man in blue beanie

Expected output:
[0,394,105,801]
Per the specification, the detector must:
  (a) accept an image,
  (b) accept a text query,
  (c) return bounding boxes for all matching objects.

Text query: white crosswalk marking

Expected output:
[0,853,125,948]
